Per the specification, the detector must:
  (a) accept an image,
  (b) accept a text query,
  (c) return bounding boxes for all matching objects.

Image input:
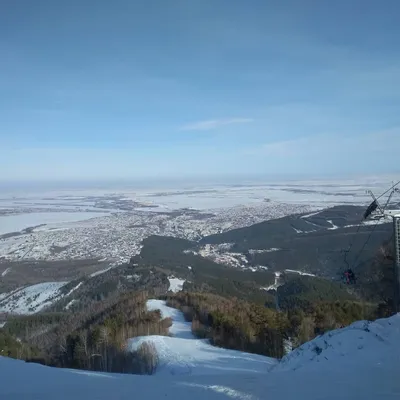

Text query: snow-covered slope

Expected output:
[128,300,275,375]
[1,313,400,399]
[276,314,400,373]
[0,282,68,314]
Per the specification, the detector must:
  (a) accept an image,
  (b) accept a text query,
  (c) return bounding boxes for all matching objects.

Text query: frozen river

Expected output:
[0,211,109,235]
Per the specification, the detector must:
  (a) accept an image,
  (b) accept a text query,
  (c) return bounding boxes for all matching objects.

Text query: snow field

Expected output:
[0,282,68,314]
[276,313,400,373]
[0,305,399,399]
[0,211,109,235]
[167,277,186,293]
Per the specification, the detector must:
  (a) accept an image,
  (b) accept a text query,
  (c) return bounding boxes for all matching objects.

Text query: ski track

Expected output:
[0,301,400,399]
[128,300,276,376]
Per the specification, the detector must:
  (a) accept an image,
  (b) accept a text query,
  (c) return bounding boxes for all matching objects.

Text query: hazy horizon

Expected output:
[0,172,398,195]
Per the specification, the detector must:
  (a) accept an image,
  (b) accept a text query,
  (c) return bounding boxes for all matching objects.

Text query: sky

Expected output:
[0,0,399,182]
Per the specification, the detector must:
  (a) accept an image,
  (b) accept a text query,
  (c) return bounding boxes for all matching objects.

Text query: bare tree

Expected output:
[137,342,159,375]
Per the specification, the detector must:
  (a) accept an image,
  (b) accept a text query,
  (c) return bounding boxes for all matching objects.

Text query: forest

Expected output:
[0,230,396,375]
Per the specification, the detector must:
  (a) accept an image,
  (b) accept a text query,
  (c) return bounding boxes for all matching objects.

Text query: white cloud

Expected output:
[180,118,253,131]
[244,128,400,158]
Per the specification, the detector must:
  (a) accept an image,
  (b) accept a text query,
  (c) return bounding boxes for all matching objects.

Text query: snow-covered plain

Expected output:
[0,176,398,263]
[0,200,312,263]
[1,303,399,399]
[0,211,109,235]
[0,282,68,314]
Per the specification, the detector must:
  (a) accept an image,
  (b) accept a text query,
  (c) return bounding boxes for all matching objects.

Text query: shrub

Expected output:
[136,341,159,375]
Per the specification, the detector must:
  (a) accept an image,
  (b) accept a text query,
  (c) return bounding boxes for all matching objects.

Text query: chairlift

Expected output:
[343,268,356,285]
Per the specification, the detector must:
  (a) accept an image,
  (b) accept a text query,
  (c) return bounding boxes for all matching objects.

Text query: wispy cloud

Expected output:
[180,118,253,131]
[244,128,400,157]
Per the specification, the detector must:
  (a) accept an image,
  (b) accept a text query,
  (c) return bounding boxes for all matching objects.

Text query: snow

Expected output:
[1,306,400,399]
[146,299,197,339]
[198,244,249,269]
[128,300,276,376]
[301,210,323,219]
[1,349,399,400]
[327,219,339,230]
[65,299,77,310]
[249,248,280,254]
[90,266,113,277]
[2,176,395,264]
[285,269,316,277]
[262,271,282,291]
[276,314,400,373]
[1,267,11,277]
[65,282,83,297]
[344,217,391,228]
[126,274,141,281]
[168,277,186,293]
[0,282,68,314]
[0,287,22,302]
[0,211,109,235]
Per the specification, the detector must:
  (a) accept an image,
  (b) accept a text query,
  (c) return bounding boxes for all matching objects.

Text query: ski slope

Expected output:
[128,300,275,375]
[277,314,400,373]
[1,312,400,399]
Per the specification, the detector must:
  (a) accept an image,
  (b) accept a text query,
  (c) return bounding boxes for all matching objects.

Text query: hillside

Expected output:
[276,275,356,310]
[1,304,399,400]
[127,300,276,375]
[200,205,392,278]
[0,205,393,315]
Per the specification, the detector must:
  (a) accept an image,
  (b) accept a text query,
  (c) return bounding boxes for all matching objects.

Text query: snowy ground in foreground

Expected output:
[1,311,400,399]
[128,300,275,376]
[277,314,400,373]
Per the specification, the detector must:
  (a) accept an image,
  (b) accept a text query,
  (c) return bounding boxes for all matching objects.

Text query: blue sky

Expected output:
[1,0,399,181]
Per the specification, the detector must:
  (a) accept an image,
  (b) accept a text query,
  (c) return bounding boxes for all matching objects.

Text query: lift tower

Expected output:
[365,187,400,312]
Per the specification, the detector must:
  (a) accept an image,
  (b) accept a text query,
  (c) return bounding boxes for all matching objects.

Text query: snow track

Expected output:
[1,311,400,399]
[128,300,276,375]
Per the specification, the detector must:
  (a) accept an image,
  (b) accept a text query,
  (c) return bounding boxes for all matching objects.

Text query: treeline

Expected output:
[0,330,40,360]
[276,275,356,311]
[286,300,376,346]
[46,267,169,314]
[166,292,286,358]
[2,291,170,375]
[355,238,396,308]
[165,292,377,359]
[48,291,171,374]
[133,235,276,304]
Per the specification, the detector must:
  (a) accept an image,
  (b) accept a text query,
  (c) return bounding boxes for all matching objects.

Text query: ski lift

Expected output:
[343,268,356,285]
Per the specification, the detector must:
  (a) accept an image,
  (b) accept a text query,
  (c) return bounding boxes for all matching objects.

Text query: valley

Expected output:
[0,178,398,395]
[0,179,397,314]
